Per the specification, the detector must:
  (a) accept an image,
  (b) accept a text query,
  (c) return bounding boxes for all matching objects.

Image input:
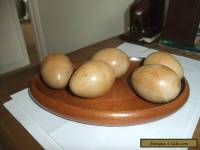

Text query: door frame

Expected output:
[0,0,30,74]
[28,0,47,61]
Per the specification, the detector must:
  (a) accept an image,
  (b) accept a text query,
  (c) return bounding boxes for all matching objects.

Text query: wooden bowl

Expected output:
[30,57,189,126]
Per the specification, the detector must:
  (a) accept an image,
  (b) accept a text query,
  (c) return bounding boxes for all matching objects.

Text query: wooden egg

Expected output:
[92,48,130,78]
[69,60,115,98]
[41,52,73,89]
[131,64,181,103]
[144,51,184,79]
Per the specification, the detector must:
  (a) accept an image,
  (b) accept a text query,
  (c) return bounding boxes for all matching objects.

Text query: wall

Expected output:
[0,0,30,75]
[36,0,133,54]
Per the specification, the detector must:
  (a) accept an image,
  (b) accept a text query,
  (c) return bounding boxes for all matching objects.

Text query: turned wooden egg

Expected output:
[131,64,181,103]
[92,48,130,77]
[144,51,184,79]
[69,60,115,98]
[41,52,73,89]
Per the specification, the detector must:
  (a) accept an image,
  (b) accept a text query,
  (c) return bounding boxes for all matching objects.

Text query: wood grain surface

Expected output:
[30,58,189,126]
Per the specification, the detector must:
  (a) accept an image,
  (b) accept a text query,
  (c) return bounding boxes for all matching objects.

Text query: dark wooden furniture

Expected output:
[130,0,165,36]
[162,0,200,44]
[121,0,165,42]
[0,37,199,149]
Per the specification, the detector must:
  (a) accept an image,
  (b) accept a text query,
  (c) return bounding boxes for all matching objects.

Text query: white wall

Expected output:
[36,0,133,54]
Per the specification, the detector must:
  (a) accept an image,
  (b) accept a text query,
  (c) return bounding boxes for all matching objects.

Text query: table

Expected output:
[0,37,199,150]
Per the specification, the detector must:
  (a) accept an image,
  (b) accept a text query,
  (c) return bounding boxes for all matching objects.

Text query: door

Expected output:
[0,0,30,75]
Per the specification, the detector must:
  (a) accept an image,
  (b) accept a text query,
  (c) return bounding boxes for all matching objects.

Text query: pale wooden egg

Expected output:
[41,52,73,89]
[131,64,181,103]
[69,60,115,98]
[92,48,130,77]
[144,51,184,79]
